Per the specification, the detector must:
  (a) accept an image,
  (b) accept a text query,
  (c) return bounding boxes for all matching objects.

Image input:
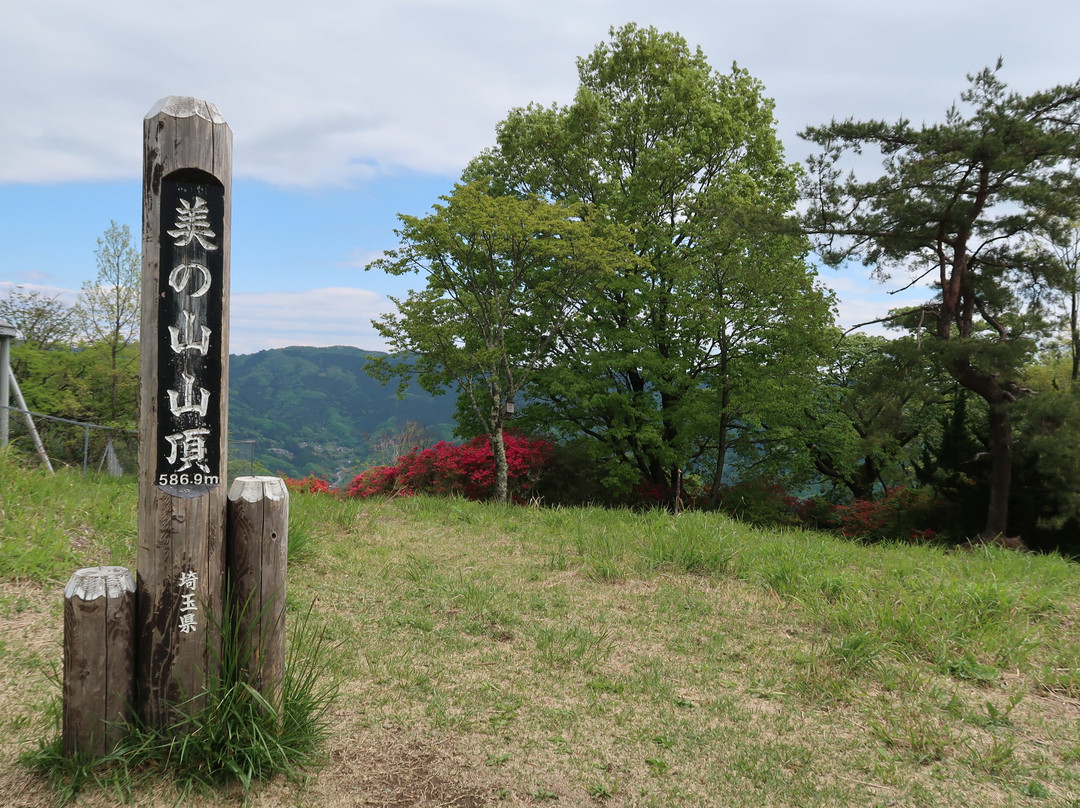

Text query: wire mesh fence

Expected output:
[2,404,257,484]
[228,438,257,482]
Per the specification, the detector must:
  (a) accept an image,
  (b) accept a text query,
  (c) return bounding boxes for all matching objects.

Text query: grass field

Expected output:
[2,453,1079,806]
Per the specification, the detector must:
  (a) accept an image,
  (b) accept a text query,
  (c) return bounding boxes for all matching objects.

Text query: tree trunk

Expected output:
[946,354,1016,541]
[490,425,509,503]
[851,457,879,502]
[982,401,1013,540]
[707,411,731,508]
[1071,282,1079,383]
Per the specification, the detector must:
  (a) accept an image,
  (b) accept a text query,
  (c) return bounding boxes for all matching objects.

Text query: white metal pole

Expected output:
[0,318,15,447]
[9,369,54,473]
[0,334,9,447]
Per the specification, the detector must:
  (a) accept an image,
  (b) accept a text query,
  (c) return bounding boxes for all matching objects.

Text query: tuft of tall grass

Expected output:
[635,512,733,575]
[24,597,339,802]
[725,523,1078,685]
[533,623,614,672]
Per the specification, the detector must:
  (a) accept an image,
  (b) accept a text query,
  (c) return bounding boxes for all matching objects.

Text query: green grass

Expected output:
[2,452,1080,806]
[0,448,137,580]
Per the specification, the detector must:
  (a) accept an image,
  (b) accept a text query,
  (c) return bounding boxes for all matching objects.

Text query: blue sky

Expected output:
[3,0,1079,354]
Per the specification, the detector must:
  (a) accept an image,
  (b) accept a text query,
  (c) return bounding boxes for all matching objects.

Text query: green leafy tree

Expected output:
[0,287,79,350]
[2,338,139,468]
[798,333,946,502]
[77,221,140,423]
[0,287,83,428]
[1011,386,1080,553]
[367,181,630,503]
[468,24,833,501]
[1040,220,1080,382]
[5,343,96,420]
[801,62,1080,540]
[693,217,834,504]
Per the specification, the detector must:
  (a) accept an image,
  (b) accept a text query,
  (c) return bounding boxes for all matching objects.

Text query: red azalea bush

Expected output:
[630,479,669,508]
[284,474,333,494]
[714,478,806,527]
[346,465,404,498]
[344,433,942,542]
[346,433,553,502]
[709,479,940,543]
[830,486,939,543]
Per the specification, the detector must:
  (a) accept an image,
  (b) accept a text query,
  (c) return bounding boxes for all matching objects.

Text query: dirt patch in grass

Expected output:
[315,735,490,807]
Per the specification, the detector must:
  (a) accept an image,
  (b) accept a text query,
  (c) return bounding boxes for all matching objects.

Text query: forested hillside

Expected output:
[229,345,455,482]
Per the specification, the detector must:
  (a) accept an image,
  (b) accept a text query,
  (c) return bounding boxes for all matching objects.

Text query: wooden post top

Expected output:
[145,97,226,125]
[143,96,232,191]
[229,476,289,503]
[65,567,136,601]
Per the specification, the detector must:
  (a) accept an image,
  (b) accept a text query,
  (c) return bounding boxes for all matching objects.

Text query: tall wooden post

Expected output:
[137,97,231,728]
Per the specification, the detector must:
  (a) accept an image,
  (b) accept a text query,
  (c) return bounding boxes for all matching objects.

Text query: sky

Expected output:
[2,0,1079,355]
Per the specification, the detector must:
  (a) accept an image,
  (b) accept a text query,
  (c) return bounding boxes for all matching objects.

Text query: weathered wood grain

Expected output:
[137,97,231,729]
[227,477,289,706]
[63,567,135,758]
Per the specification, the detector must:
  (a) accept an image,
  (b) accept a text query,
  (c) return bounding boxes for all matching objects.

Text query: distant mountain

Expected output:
[228,345,456,484]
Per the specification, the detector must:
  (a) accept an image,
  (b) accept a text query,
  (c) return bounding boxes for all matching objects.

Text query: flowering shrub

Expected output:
[831,487,938,542]
[346,433,552,502]
[714,478,805,527]
[792,497,841,531]
[631,480,669,508]
[284,474,333,494]
[707,478,941,543]
[346,465,405,498]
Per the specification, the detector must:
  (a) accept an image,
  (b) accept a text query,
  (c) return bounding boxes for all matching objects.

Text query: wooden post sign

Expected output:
[137,97,231,728]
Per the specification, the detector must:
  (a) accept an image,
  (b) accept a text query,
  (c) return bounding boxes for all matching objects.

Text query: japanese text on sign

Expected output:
[155,177,224,497]
[178,568,199,634]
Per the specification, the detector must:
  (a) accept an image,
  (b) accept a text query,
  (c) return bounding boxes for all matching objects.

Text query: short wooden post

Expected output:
[63,566,136,758]
[136,97,232,728]
[227,477,289,704]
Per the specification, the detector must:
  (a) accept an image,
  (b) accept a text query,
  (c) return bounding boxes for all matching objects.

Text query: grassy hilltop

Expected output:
[1,454,1079,806]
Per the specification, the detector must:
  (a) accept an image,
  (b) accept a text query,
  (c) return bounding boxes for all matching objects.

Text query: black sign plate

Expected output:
[155,174,224,497]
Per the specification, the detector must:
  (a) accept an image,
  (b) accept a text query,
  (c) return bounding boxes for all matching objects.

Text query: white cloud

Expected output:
[3,281,396,354]
[819,263,936,337]
[4,0,1076,187]
[5,0,1079,353]
[0,281,80,305]
[228,287,394,355]
[337,248,390,270]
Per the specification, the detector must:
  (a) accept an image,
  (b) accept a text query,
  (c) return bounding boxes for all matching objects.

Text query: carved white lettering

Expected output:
[166,373,211,418]
[168,197,218,251]
[168,263,212,297]
[169,310,212,354]
[165,427,211,473]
